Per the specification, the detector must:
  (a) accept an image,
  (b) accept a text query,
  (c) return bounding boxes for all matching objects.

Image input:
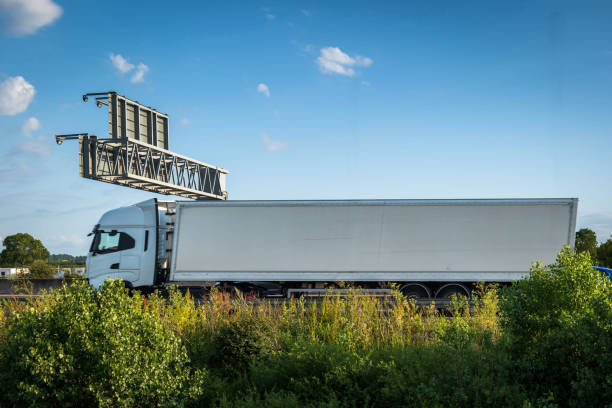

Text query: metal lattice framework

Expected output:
[78,135,228,200]
[56,91,228,200]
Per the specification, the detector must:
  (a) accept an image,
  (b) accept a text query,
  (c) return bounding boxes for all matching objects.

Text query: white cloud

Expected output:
[0,0,62,36]
[265,13,275,20]
[20,117,40,135]
[316,46,373,77]
[262,133,288,152]
[131,63,149,83]
[257,83,270,97]
[301,9,311,17]
[109,54,148,83]
[0,76,35,115]
[109,53,134,73]
[179,118,191,126]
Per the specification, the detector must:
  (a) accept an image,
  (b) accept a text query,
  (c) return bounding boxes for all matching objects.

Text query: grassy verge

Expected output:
[0,248,610,407]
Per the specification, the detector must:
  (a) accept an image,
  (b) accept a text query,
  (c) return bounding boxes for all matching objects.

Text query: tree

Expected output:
[0,233,50,267]
[500,248,612,406]
[28,260,55,278]
[575,228,597,259]
[597,238,612,268]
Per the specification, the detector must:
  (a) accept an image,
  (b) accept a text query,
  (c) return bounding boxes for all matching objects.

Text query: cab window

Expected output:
[90,231,135,254]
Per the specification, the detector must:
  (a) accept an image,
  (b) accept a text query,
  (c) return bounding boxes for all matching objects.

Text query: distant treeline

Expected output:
[48,254,87,265]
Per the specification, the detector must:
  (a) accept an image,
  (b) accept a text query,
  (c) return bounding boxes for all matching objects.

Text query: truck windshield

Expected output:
[89,231,135,254]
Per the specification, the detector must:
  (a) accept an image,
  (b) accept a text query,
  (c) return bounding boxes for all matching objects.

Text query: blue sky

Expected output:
[0,0,611,255]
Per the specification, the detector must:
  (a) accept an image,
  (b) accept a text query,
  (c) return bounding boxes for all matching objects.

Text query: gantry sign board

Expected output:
[57,92,228,200]
[84,92,169,149]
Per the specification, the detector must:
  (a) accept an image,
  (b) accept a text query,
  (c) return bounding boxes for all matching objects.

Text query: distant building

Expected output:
[0,268,30,278]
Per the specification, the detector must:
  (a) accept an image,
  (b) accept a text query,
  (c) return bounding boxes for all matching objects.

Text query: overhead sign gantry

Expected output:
[56,92,228,200]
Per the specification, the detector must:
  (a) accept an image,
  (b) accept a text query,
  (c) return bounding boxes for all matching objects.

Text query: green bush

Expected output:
[500,247,612,406]
[241,325,525,408]
[0,279,203,408]
[211,316,273,374]
[27,259,55,278]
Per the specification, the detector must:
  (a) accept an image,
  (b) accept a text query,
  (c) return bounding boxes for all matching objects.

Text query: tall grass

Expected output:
[131,285,512,407]
[140,284,500,352]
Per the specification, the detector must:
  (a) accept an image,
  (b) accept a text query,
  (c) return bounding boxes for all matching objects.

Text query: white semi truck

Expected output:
[85,198,578,299]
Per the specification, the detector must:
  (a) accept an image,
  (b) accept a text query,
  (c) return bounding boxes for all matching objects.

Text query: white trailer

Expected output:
[85,198,577,299]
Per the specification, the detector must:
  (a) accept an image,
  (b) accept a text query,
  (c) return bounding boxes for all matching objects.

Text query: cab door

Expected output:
[89,230,140,284]
[118,228,143,278]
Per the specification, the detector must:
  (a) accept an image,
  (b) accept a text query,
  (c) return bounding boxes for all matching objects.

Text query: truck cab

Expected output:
[86,199,167,289]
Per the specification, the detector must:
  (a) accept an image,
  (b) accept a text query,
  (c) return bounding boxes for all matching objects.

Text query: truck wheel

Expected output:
[399,284,431,300]
[435,283,470,300]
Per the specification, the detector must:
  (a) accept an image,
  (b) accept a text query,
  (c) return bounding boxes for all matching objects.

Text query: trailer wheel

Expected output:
[399,283,431,300]
[435,283,471,300]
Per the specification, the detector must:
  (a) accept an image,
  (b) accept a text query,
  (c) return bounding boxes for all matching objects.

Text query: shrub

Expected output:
[27,259,55,278]
[0,279,203,408]
[212,316,273,374]
[500,247,612,406]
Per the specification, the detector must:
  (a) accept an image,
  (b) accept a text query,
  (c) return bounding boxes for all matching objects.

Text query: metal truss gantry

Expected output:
[56,92,228,200]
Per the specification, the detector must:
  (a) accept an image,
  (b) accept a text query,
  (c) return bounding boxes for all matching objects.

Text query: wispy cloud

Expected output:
[131,63,149,83]
[0,76,35,115]
[262,133,288,152]
[0,160,36,182]
[51,234,88,251]
[0,135,51,183]
[257,83,270,97]
[109,53,149,83]
[316,46,373,77]
[15,136,52,158]
[0,0,62,36]
[261,7,275,20]
[20,117,40,136]
[109,53,134,73]
[179,118,191,126]
[301,9,311,17]
[16,116,49,158]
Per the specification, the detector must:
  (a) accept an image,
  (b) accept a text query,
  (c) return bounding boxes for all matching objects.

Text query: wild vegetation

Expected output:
[0,248,610,407]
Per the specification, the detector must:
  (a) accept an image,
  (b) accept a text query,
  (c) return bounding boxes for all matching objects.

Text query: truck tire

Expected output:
[399,283,431,300]
[435,283,470,300]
